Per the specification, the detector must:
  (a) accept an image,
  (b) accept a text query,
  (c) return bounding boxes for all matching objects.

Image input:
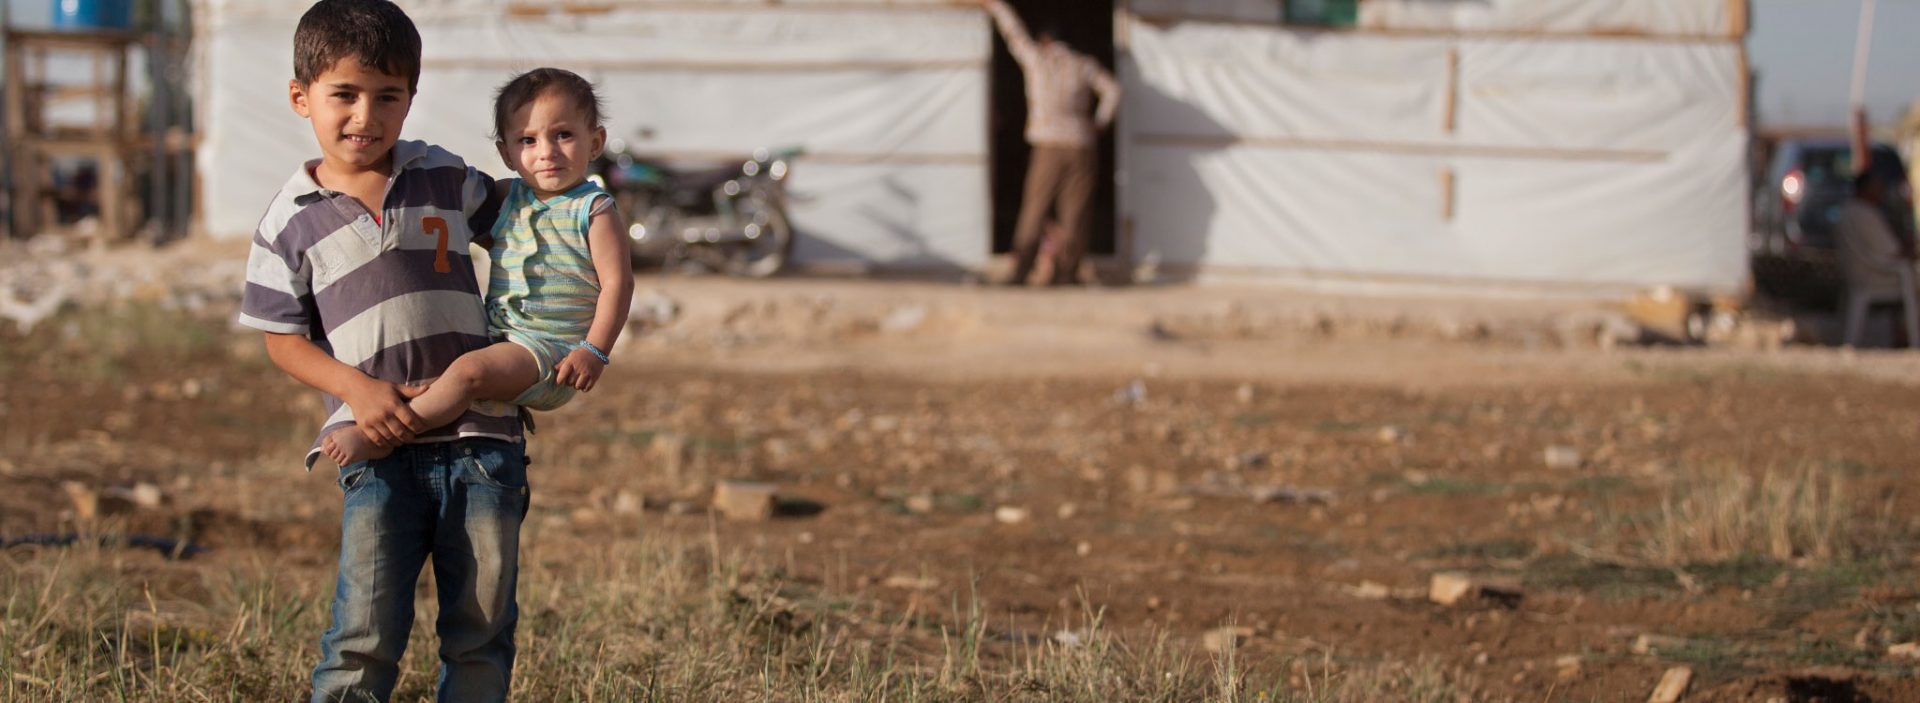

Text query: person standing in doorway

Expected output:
[975,0,1121,286]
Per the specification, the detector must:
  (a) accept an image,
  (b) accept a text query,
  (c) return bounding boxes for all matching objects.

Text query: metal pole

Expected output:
[148,0,167,243]
[1850,0,1876,172]
[1,0,12,240]
[1850,0,1876,110]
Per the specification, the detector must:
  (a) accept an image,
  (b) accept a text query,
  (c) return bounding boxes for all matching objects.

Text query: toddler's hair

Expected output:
[293,0,421,92]
[493,68,605,141]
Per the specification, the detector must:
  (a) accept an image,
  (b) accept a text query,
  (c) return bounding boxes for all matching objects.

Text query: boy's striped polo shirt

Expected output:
[239,140,522,468]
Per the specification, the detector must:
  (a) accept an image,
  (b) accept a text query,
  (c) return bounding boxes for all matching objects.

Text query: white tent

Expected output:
[194,0,991,270]
[1122,0,1751,292]
[195,0,1752,293]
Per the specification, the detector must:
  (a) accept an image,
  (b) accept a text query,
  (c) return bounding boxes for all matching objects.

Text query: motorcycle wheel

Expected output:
[717,197,794,278]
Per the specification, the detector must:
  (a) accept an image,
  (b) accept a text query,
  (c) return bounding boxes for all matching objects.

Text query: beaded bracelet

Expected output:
[578,341,611,365]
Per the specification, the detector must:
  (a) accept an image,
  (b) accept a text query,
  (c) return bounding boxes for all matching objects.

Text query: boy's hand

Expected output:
[341,378,429,446]
[553,348,606,392]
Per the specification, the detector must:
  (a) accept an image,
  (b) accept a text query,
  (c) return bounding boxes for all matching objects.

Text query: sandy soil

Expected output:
[5,241,1920,700]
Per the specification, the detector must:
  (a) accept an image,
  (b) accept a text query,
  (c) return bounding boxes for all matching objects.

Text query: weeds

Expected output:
[5,531,1480,701]
[1614,466,1884,567]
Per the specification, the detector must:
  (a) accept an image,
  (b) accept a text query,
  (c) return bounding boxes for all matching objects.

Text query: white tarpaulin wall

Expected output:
[1130,0,1742,37]
[195,1,990,269]
[1121,0,1749,291]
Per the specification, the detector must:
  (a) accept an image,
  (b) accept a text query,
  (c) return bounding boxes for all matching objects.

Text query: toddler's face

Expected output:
[497,91,604,198]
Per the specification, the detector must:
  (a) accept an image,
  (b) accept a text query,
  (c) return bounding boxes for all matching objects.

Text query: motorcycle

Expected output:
[591,137,803,278]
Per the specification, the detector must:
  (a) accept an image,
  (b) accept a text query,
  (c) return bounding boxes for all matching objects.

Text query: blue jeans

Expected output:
[311,439,530,703]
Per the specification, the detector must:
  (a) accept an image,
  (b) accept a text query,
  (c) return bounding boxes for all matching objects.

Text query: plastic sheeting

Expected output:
[1121,16,1749,291]
[1129,0,1740,38]
[195,2,990,269]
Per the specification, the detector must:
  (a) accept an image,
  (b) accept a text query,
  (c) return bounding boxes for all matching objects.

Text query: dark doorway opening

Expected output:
[988,0,1118,259]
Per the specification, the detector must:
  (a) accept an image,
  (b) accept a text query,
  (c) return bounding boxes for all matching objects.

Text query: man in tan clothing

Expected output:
[977,0,1121,285]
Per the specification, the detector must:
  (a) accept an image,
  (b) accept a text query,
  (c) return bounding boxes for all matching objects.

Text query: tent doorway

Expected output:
[988,0,1118,263]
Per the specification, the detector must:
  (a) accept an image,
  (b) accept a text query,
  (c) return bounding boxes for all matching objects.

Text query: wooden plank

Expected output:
[501,0,974,14]
[611,148,984,166]
[1130,12,1742,46]
[1727,0,1750,39]
[1440,168,1455,221]
[420,57,984,73]
[1443,48,1459,134]
[1133,133,1667,165]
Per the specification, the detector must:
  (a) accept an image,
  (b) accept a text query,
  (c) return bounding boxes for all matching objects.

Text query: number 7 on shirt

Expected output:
[421,216,451,273]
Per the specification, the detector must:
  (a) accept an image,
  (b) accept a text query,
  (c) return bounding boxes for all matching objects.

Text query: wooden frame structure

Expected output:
[2,12,191,246]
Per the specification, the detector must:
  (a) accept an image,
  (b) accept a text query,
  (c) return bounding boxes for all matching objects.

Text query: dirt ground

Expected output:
[6,243,1920,700]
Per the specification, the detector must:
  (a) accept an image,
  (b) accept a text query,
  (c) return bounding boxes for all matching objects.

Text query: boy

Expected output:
[237,1,526,700]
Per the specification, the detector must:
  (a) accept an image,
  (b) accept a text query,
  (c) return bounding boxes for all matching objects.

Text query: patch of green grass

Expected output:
[1821,458,1883,477]
[1653,636,1758,680]
[688,435,759,456]
[1763,561,1905,627]
[1313,419,1370,433]
[1415,539,1534,562]
[1566,475,1632,496]
[1233,412,1276,429]
[1403,477,1507,497]
[1685,555,1787,592]
[1522,553,1680,600]
[591,428,662,447]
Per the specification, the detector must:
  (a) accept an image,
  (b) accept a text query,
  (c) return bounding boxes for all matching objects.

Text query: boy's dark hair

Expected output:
[293,0,422,92]
[493,68,605,141]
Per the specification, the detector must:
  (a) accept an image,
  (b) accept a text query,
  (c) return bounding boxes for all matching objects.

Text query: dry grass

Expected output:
[0,531,1476,702]
[1610,466,1896,567]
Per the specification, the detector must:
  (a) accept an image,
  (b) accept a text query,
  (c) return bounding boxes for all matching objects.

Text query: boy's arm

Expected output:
[263,333,427,446]
[551,203,634,393]
[463,167,507,248]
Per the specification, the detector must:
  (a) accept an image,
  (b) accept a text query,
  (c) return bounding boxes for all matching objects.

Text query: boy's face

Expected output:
[289,58,413,174]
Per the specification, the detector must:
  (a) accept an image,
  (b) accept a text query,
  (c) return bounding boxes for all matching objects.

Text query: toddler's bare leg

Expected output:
[409,342,542,430]
[321,424,393,466]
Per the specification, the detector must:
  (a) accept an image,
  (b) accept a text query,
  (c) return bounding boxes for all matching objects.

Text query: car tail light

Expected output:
[1781,169,1805,213]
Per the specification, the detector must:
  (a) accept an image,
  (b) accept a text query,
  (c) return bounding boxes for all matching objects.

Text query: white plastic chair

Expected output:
[1842,263,1920,348]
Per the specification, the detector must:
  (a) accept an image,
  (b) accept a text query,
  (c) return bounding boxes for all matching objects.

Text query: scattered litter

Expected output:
[1182,478,1334,506]
[1647,666,1692,703]
[713,480,778,522]
[880,304,928,333]
[0,280,72,334]
[1351,581,1391,600]
[1112,380,1147,406]
[1202,626,1254,653]
[627,289,681,330]
[1429,572,1523,608]
[882,574,938,591]
[1632,634,1688,656]
[612,491,643,515]
[994,506,1031,525]
[1543,445,1582,470]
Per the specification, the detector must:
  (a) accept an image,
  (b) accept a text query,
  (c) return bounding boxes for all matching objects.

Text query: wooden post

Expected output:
[1443,47,1459,134]
[1726,0,1749,39]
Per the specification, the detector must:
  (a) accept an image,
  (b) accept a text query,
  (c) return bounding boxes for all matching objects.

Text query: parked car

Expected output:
[1750,138,1915,303]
